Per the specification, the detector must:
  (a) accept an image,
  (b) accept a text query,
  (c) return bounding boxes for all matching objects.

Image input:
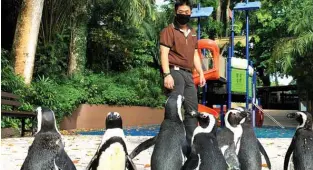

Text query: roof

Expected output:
[214,36,252,47]
[191,7,213,18]
[257,85,297,92]
[234,1,261,11]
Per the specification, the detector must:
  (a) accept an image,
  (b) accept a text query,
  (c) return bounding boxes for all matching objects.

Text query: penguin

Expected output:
[21,107,76,170]
[182,112,228,170]
[86,112,137,170]
[216,108,247,170]
[150,93,189,170]
[284,111,313,170]
[234,107,272,170]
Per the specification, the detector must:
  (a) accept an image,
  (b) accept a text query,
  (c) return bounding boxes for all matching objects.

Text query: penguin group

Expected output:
[21,107,138,170]
[20,98,313,170]
[130,94,272,170]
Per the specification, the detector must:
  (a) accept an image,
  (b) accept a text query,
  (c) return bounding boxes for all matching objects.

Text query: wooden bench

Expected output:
[1,91,36,137]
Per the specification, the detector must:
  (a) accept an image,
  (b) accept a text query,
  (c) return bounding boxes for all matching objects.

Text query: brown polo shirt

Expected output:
[160,22,198,70]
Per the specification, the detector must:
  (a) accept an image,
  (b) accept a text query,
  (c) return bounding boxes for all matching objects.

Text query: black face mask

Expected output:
[175,14,191,25]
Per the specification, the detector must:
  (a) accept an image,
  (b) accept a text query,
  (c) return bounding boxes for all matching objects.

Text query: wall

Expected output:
[60,104,164,130]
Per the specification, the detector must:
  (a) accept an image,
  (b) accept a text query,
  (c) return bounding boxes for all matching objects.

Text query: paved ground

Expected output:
[1,135,292,170]
[1,109,298,169]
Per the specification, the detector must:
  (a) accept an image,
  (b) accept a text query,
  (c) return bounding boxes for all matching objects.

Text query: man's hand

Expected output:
[164,75,174,89]
[193,49,206,87]
[199,73,206,87]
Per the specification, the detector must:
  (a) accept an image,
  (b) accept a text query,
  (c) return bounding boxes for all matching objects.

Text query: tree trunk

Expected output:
[68,3,89,76]
[225,0,231,37]
[12,0,45,84]
[216,0,222,23]
[68,22,88,76]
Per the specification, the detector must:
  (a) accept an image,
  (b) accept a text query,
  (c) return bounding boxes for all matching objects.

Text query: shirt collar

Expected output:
[172,20,192,33]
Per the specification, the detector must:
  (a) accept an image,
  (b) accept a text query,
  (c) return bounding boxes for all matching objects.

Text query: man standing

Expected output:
[159,0,206,151]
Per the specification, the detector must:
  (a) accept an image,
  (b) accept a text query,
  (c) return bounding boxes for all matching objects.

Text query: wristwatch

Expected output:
[163,72,171,78]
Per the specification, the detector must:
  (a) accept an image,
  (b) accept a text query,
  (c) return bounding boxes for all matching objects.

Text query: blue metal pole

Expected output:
[227,10,235,110]
[245,4,250,109]
[227,47,232,110]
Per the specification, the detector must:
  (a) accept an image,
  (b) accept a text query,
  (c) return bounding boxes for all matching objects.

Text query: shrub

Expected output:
[1,57,165,128]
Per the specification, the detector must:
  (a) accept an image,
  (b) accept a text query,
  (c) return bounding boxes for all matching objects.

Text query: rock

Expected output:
[1,128,20,138]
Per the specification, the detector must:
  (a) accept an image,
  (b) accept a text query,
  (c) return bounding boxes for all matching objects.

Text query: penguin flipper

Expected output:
[257,139,271,169]
[182,138,190,158]
[284,137,295,170]
[126,155,137,170]
[55,148,77,170]
[55,139,77,170]
[182,145,199,170]
[86,150,99,170]
[129,136,157,159]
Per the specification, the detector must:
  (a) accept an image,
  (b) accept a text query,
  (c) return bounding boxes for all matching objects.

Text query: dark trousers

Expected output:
[164,68,198,149]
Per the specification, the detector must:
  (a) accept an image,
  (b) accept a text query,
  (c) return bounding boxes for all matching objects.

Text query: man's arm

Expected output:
[193,49,204,75]
[194,49,206,87]
[160,45,174,89]
[160,45,170,74]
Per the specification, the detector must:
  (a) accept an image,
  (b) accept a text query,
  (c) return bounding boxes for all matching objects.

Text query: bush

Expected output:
[1,56,165,128]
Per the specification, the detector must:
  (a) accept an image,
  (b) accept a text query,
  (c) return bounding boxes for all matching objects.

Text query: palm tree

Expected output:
[116,0,155,27]
[12,0,45,85]
[271,0,313,73]
[68,0,91,76]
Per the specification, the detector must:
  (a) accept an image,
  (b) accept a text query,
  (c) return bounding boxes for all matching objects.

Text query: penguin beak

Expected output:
[239,110,248,118]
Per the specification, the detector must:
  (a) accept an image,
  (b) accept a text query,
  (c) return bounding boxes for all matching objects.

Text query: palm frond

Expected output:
[292,31,313,55]
[115,0,155,27]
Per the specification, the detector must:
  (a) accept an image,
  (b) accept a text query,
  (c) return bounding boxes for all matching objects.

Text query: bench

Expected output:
[1,91,36,137]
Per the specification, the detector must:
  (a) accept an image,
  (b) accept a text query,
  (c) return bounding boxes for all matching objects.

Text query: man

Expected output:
[159,0,206,152]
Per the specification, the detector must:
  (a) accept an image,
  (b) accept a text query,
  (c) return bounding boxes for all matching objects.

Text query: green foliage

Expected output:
[87,0,156,72]
[35,32,70,78]
[1,56,165,127]
[1,117,20,129]
[1,49,25,93]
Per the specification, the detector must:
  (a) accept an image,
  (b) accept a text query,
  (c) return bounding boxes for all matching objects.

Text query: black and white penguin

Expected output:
[284,111,313,170]
[86,112,136,170]
[217,108,247,170]
[234,107,271,170]
[182,112,228,170]
[151,93,189,170]
[21,107,76,170]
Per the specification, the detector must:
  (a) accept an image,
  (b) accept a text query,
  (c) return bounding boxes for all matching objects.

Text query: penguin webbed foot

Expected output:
[227,166,240,170]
